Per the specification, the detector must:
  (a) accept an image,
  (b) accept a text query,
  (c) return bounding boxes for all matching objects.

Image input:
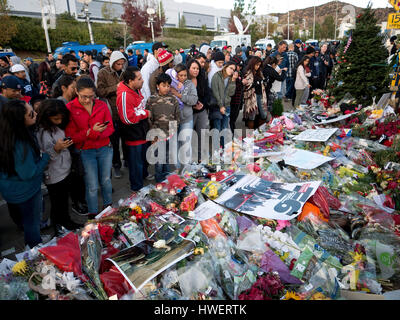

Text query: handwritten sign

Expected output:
[293,128,338,142]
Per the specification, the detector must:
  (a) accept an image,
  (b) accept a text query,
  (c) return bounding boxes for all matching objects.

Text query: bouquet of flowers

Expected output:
[238,272,284,300]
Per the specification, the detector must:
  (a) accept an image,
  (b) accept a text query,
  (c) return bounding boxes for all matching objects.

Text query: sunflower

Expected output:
[12,260,28,276]
[282,291,302,300]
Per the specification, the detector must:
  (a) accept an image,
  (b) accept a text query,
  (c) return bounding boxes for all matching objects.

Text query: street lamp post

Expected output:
[78,0,94,44]
[335,0,338,39]
[147,7,156,43]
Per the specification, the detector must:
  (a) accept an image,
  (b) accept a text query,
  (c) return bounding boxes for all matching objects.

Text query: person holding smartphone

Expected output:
[36,99,84,234]
[65,76,115,218]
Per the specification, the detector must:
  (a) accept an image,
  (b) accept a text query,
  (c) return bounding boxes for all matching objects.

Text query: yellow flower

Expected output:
[283,291,302,300]
[310,292,331,300]
[194,248,205,255]
[12,260,28,275]
[350,251,364,263]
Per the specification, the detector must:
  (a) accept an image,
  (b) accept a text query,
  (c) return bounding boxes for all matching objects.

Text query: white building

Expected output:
[7,0,231,31]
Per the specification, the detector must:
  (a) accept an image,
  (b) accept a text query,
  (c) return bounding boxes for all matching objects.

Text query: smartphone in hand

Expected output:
[103,121,110,126]
[63,137,72,141]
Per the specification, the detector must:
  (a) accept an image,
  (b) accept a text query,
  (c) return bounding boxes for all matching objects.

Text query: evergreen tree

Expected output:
[328,6,390,106]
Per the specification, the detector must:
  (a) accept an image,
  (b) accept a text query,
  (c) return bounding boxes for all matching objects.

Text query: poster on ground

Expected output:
[215,174,321,220]
[107,238,194,292]
[283,148,334,169]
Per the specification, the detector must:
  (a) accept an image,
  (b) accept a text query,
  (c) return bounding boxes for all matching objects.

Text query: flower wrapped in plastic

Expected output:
[81,228,109,300]
[238,272,285,300]
[177,253,225,300]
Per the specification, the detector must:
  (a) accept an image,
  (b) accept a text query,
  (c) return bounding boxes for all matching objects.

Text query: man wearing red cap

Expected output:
[140,42,166,102]
[149,50,174,96]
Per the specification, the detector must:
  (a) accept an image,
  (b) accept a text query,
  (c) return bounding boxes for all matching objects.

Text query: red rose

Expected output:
[98,224,114,244]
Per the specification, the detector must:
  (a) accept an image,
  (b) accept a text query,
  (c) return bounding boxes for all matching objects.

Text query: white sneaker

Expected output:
[145,174,155,181]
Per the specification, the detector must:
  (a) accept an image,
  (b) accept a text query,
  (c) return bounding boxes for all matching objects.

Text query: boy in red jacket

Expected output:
[116,66,151,191]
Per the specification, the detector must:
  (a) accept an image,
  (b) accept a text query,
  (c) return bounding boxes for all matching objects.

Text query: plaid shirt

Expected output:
[287,51,298,78]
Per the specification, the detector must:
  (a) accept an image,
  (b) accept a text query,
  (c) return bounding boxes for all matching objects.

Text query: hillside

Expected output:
[273,1,394,28]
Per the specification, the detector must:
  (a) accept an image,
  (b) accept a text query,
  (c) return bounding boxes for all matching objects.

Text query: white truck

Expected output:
[210,33,251,50]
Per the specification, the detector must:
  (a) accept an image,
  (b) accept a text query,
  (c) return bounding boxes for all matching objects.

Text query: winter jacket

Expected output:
[295,65,311,90]
[97,51,128,121]
[0,140,50,204]
[243,70,268,118]
[28,62,39,87]
[65,97,114,150]
[210,70,236,120]
[149,68,162,96]
[140,53,159,102]
[179,79,198,124]
[36,127,71,185]
[271,50,289,69]
[17,77,36,98]
[263,64,287,95]
[193,68,209,114]
[38,60,53,86]
[89,60,101,85]
[116,81,150,146]
[0,95,9,113]
[147,93,180,137]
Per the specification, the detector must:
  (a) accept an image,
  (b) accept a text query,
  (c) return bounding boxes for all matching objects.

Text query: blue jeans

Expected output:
[127,143,149,191]
[177,120,193,169]
[285,77,295,99]
[155,140,171,183]
[256,95,267,120]
[7,190,42,248]
[80,146,113,214]
[211,109,230,148]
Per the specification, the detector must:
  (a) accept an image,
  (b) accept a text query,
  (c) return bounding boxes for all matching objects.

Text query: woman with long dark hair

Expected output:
[65,77,114,218]
[263,56,287,112]
[0,99,50,248]
[187,58,208,162]
[242,56,268,129]
[52,74,77,105]
[36,99,84,234]
[294,56,311,108]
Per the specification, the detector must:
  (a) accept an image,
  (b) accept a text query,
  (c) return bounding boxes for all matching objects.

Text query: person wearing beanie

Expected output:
[140,42,166,102]
[97,51,128,179]
[294,39,304,60]
[208,51,225,88]
[149,50,174,96]
[9,56,31,84]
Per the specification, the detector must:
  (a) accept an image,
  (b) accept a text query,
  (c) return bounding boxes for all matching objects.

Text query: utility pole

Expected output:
[313,1,316,39]
[287,10,290,40]
[334,0,338,39]
[78,0,94,44]
[147,8,156,43]
[266,3,270,39]
[40,0,51,53]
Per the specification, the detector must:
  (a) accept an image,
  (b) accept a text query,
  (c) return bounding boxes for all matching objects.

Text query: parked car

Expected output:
[125,41,154,56]
[54,42,108,58]
[0,47,16,58]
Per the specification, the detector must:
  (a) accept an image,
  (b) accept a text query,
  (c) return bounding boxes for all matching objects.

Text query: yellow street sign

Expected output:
[389,0,400,11]
[388,13,400,29]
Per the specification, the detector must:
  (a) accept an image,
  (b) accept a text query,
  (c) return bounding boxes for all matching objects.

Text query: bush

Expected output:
[271,98,283,117]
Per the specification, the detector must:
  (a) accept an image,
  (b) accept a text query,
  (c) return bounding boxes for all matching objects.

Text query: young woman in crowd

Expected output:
[169,63,198,168]
[210,61,237,148]
[36,99,83,234]
[186,59,208,162]
[65,77,114,218]
[79,59,90,76]
[294,56,312,108]
[263,56,288,112]
[242,56,268,129]
[0,99,50,248]
[52,74,77,105]
[51,75,88,216]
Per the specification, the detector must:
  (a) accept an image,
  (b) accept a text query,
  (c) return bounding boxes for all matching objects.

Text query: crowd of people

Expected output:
[0,38,339,249]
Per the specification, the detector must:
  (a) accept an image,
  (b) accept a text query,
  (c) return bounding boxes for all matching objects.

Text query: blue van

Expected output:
[54,42,108,59]
[125,41,154,55]
[0,48,16,58]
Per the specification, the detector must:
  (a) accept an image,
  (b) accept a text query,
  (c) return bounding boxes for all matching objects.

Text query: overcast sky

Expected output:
[175,0,391,14]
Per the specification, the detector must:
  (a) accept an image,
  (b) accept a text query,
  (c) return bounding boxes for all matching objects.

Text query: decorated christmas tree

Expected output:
[328,6,390,106]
